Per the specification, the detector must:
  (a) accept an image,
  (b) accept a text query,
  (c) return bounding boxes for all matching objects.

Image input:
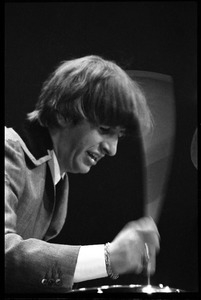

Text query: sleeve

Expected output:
[5,137,81,293]
[74,244,107,283]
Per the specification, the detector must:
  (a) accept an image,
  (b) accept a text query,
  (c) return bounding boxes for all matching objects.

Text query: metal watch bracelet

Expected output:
[104,242,119,280]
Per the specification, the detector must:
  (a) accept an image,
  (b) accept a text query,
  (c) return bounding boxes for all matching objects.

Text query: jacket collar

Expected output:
[13,120,53,166]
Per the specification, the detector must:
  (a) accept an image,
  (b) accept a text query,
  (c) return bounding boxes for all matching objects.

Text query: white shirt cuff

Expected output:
[73,244,107,282]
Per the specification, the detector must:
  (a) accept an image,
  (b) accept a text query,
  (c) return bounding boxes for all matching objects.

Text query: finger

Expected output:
[135,262,144,274]
[124,217,160,239]
[133,251,144,274]
[142,231,160,252]
[128,240,145,274]
[136,216,160,236]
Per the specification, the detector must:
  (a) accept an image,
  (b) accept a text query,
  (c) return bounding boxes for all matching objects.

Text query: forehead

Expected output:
[73,120,125,132]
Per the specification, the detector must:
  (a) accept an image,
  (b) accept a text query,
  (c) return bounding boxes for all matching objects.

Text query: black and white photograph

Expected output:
[5,1,198,297]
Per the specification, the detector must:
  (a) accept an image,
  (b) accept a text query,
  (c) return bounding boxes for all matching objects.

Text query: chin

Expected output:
[71,165,91,174]
[79,167,91,174]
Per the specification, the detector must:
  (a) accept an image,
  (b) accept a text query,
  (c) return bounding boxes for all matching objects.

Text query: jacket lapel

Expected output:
[11,120,68,241]
[13,120,53,165]
[45,174,69,241]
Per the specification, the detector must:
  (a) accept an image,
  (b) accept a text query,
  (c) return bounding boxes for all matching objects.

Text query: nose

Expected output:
[101,136,118,156]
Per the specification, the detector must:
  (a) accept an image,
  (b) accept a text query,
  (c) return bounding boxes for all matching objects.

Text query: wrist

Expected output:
[104,243,119,280]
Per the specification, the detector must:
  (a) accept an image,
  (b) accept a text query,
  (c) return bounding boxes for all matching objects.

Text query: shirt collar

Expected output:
[47,150,66,185]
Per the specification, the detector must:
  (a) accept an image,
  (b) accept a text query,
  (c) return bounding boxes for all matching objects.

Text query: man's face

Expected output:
[54,119,125,174]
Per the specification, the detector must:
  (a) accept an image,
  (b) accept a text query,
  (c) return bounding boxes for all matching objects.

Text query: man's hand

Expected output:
[109,217,160,275]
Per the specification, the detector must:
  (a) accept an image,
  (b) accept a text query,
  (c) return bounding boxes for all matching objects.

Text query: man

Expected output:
[5,55,160,293]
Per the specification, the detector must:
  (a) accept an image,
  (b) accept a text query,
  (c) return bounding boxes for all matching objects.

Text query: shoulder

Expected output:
[5,127,25,161]
[5,126,52,166]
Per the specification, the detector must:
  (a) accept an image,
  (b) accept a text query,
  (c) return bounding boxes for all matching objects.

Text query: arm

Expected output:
[5,137,80,293]
[74,217,160,284]
[5,133,160,292]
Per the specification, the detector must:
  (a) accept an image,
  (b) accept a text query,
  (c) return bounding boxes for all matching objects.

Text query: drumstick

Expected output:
[144,243,151,285]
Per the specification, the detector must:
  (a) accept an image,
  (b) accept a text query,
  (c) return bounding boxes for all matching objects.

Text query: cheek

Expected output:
[70,125,102,154]
[80,133,102,149]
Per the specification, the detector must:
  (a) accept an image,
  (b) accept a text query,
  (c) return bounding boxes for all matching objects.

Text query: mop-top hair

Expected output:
[27,55,153,135]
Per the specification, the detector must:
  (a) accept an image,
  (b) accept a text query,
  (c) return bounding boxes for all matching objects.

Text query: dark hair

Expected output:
[27,55,153,135]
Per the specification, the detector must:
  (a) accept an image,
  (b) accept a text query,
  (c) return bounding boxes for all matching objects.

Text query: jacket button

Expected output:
[55,278,62,286]
[41,278,48,286]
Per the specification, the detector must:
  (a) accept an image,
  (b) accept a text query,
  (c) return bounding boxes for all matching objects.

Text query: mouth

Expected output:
[86,151,101,165]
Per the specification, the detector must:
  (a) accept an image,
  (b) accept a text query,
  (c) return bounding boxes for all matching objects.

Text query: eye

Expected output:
[99,126,111,134]
[99,125,126,138]
[118,130,126,139]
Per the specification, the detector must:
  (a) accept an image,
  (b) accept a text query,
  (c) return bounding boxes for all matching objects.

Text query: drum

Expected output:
[69,284,184,294]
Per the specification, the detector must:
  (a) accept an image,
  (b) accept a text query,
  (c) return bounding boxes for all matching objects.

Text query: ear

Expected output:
[57,113,68,128]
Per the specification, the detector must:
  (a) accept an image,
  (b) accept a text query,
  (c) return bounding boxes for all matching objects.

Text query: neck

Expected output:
[48,126,66,175]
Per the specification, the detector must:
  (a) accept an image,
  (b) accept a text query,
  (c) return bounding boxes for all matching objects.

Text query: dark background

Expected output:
[5,1,198,292]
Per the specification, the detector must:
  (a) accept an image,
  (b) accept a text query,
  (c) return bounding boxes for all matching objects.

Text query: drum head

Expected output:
[69,284,184,294]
